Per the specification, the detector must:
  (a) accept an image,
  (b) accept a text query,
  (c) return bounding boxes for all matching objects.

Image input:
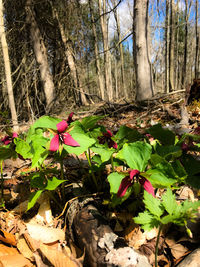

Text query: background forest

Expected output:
[0,0,199,129]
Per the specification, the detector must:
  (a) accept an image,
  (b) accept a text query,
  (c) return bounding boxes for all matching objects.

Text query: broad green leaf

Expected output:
[31,116,61,130]
[0,147,16,160]
[80,115,104,130]
[91,146,115,162]
[171,160,187,180]
[107,172,127,194]
[30,173,45,189]
[116,141,152,171]
[64,132,96,155]
[156,145,182,159]
[15,139,32,159]
[162,189,177,215]
[147,161,177,187]
[146,169,177,187]
[181,154,200,176]
[161,214,178,225]
[31,136,49,167]
[186,175,200,189]
[27,190,43,210]
[148,124,175,145]
[150,154,167,167]
[107,172,132,206]
[115,126,142,143]
[143,191,164,217]
[45,177,66,190]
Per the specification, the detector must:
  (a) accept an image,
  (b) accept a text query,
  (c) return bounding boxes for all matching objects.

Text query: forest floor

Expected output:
[0,91,200,267]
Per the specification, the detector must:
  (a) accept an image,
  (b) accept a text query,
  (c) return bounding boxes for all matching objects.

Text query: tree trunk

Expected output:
[195,0,199,79]
[169,0,175,91]
[133,0,153,101]
[0,0,19,131]
[25,0,55,112]
[165,0,170,93]
[89,0,105,101]
[112,0,128,100]
[182,0,188,87]
[51,5,88,106]
[98,0,113,101]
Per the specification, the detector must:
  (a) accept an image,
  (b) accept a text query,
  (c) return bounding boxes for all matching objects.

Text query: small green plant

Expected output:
[134,189,200,267]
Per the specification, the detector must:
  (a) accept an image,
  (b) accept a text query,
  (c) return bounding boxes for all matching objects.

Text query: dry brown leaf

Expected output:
[0,254,34,267]
[17,235,34,261]
[36,193,53,224]
[26,223,65,244]
[0,229,16,246]
[38,243,83,267]
[0,244,19,256]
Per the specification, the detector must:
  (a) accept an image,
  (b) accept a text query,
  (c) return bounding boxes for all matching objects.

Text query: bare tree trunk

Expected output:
[0,0,19,131]
[112,0,128,100]
[89,0,105,101]
[165,0,170,93]
[133,0,153,101]
[169,0,175,91]
[182,0,188,87]
[51,5,88,106]
[195,0,199,78]
[25,0,55,112]
[98,0,113,101]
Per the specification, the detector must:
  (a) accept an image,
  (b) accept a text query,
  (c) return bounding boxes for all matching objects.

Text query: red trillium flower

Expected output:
[50,120,80,152]
[1,132,18,145]
[117,169,155,198]
[67,112,74,125]
[98,130,118,149]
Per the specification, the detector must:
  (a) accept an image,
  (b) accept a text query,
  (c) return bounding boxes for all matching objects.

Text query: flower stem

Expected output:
[111,154,114,172]
[155,223,163,267]
[85,150,98,189]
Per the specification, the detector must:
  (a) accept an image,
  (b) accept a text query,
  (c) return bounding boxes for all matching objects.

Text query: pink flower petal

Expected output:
[129,169,140,180]
[139,177,155,197]
[56,120,68,133]
[117,176,132,197]
[50,134,60,151]
[67,112,74,124]
[62,133,80,147]
[113,142,118,149]
[1,136,11,145]
[12,132,18,138]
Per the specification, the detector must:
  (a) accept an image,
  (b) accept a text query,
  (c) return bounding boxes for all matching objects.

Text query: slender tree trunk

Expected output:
[175,0,179,90]
[89,0,105,100]
[0,0,19,131]
[51,5,88,106]
[133,0,153,101]
[25,0,55,112]
[195,0,199,78]
[169,0,175,91]
[182,0,188,87]
[165,0,170,93]
[98,0,113,101]
[112,0,128,99]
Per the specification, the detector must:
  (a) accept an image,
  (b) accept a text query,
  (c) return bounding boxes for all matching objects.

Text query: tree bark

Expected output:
[182,0,188,87]
[51,4,88,106]
[133,0,153,101]
[195,0,199,79]
[25,0,55,112]
[89,0,105,101]
[112,0,128,100]
[0,0,19,131]
[169,0,175,91]
[165,0,170,93]
[99,0,113,101]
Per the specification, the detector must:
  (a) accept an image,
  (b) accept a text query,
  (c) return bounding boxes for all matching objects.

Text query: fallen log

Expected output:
[68,200,151,267]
